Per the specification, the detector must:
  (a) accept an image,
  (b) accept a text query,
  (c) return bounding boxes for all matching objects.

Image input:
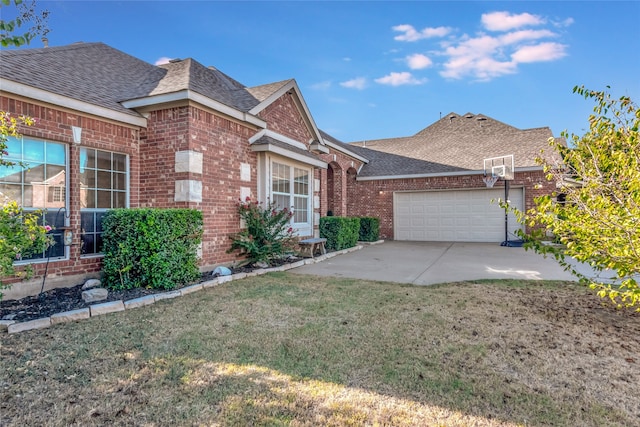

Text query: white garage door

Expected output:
[394,188,524,242]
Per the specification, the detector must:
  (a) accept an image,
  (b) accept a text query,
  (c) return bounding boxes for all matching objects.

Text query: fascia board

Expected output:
[250,143,328,168]
[1,79,147,127]
[310,142,330,154]
[356,166,543,181]
[121,90,266,128]
[249,129,307,151]
[324,140,369,163]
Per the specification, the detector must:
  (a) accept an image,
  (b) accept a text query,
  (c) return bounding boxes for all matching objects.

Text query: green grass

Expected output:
[1,273,639,426]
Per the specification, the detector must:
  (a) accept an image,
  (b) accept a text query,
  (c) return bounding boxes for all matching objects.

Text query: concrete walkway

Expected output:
[291,241,601,285]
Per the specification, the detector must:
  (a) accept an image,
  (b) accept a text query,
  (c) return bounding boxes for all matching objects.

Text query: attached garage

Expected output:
[394,187,524,242]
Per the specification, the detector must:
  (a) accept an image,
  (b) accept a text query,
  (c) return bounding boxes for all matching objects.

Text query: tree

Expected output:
[1,0,51,299]
[516,86,639,310]
[0,0,49,48]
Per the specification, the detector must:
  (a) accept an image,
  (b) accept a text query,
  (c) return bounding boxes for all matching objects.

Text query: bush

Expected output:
[320,216,360,251]
[228,198,297,265]
[101,208,203,290]
[358,217,380,242]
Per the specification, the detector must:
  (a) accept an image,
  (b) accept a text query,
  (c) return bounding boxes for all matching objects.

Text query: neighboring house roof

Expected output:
[350,112,558,175]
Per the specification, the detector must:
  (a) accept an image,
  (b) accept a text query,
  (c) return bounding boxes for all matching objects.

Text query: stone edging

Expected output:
[1,245,364,335]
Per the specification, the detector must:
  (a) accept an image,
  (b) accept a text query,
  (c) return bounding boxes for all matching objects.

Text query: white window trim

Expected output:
[260,154,313,237]
[5,137,71,264]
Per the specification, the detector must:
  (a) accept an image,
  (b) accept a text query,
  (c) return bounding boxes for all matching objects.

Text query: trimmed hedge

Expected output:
[101,208,203,290]
[319,216,360,251]
[358,217,380,242]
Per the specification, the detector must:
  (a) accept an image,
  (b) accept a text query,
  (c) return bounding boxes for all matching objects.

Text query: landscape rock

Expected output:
[81,279,102,290]
[212,266,232,277]
[82,288,108,303]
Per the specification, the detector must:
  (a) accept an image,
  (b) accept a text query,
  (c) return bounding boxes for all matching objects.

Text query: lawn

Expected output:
[1,272,639,426]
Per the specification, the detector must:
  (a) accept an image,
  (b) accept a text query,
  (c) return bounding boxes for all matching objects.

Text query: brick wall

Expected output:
[258,95,313,143]
[319,150,365,219]
[139,105,260,269]
[1,95,140,290]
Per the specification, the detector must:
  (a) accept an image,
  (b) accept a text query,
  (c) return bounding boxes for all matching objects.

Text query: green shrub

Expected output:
[320,216,360,251]
[227,198,297,265]
[358,217,380,242]
[102,208,203,290]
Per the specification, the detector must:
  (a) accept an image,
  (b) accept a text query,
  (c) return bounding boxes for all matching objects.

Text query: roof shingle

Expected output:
[350,112,558,175]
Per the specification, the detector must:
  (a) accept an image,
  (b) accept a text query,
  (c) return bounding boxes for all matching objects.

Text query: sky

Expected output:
[5,1,640,144]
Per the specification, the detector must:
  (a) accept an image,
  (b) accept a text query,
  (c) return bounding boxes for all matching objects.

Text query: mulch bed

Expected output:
[1,259,295,323]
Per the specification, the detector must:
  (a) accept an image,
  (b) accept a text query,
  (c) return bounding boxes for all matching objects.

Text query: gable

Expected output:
[257,93,315,148]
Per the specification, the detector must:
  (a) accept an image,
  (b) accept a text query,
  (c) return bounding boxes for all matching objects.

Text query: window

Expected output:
[80,148,128,255]
[0,137,67,260]
[271,161,311,230]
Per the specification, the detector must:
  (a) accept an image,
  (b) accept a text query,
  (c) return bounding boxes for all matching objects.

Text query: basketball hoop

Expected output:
[482,175,499,188]
[482,154,516,247]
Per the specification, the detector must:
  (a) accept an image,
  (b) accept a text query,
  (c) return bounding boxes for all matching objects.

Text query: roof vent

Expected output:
[476,117,487,121]
[169,58,182,63]
[465,114,473,118]
[449,115,457,122]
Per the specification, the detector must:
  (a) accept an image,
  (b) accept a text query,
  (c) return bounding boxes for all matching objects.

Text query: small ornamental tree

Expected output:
[1,114,52,299]
[514,86,639,310]
[0,201,52,298]
[228,197,297,265]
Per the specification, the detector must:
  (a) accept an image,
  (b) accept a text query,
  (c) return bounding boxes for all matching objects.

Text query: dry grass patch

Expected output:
[1,273,638,426]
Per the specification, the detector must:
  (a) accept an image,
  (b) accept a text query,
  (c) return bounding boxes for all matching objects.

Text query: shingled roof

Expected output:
[0,42,291,119]
[0,42,162,117]
[350,112,557,175]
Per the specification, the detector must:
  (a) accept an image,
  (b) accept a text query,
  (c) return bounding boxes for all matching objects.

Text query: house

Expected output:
[0,42,557,299]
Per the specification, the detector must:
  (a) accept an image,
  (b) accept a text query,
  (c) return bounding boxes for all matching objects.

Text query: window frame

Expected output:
[79,147,129,257]
[1,136,70,263]
[267,157,313,236]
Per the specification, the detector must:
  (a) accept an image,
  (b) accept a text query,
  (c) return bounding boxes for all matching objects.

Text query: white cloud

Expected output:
[340,77,367,90]
[406,53,433,70]
[390,12,570,82]
[441,56,517,81]
[310,81,332,90]
[482,11,545,31]
[511,42,568,63]
[393,24,452,42]
[498,29,556,45]
[154,57,172,65]
[343,57,352,62]
[375,72,427,86]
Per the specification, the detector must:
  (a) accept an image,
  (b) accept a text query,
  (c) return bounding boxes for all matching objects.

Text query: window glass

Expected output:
[0,137,68,261]
[80,148,128,255]
[270,161,310,226]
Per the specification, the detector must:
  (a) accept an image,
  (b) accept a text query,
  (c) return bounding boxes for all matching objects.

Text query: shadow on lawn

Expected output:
[1,274,638,427]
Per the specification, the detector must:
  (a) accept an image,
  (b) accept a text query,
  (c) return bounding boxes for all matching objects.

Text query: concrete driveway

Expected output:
[291,241,586,285]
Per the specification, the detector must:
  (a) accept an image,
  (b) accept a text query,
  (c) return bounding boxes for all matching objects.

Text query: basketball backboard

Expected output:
[483,154,514,181]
